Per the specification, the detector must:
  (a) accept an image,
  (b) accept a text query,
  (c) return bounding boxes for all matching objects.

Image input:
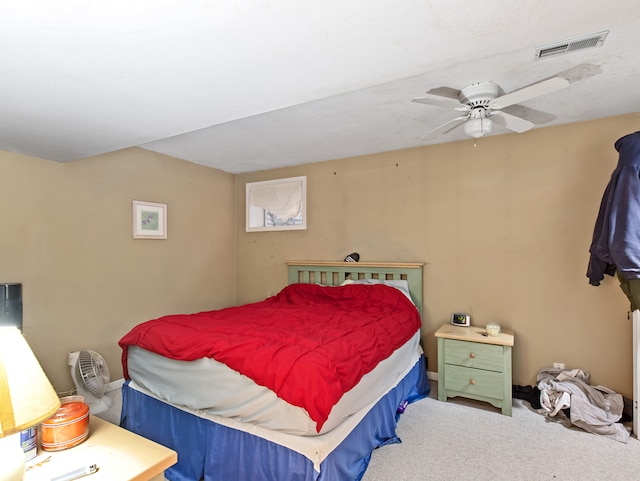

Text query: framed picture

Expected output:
[132,200,167,239]
[246,176,307,232]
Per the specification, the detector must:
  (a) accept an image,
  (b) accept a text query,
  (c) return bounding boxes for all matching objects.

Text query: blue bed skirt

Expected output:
[120,356,429,481]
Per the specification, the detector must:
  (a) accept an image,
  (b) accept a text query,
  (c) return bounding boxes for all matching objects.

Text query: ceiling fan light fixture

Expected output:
[464,117,492,138]
[414,67,576,141]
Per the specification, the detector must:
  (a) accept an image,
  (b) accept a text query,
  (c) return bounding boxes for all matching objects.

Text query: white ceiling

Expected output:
[2,1,640,174]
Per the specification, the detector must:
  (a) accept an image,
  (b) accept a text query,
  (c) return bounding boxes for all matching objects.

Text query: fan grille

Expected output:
[77,350,110,397]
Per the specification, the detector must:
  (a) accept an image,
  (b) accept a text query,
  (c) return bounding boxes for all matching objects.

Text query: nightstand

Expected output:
[25,416,177,481]
[435,323,514,416]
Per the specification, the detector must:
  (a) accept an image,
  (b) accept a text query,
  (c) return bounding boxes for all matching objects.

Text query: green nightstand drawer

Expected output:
[444,364,504,399]
[443,339,504,372]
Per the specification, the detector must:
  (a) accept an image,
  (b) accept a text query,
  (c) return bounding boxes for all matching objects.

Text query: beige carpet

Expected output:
[362,382,640,481]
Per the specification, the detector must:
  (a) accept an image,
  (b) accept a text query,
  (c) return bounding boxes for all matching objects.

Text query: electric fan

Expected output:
[68,350,114,414]
[411,64,600,141]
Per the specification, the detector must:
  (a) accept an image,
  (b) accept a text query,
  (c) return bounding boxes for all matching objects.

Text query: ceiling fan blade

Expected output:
[420,115,469,140]
[555,63,602,83]
[501,104,556,125]
[425,86,460,100]
[489,76,570,110]
[490,111,535,133]
[412,90,469,111]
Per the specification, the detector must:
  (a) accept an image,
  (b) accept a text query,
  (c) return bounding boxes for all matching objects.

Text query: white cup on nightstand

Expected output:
[486,323,501,337]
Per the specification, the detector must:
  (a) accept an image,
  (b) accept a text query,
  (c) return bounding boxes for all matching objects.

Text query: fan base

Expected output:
[459,81,499,107]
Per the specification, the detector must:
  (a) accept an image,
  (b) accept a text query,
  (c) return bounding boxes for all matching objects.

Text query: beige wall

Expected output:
[236,113,640,398]
[4,113,638,400]
[0,148,236,392]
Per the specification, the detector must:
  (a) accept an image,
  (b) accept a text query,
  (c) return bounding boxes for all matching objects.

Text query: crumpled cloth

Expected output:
[536,368,630,443]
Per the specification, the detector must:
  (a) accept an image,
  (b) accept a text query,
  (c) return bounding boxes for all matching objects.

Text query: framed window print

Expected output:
[246,176,307,232]
[132,200,167,239]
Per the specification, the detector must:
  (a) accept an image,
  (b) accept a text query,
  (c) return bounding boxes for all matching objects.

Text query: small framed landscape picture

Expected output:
[132,200,167,239]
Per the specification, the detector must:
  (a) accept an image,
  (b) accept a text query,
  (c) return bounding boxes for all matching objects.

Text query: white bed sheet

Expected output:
[127,331,422,436]
[126,344,422,472]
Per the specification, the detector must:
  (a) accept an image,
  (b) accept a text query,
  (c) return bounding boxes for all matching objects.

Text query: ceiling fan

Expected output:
[412,75,570,141]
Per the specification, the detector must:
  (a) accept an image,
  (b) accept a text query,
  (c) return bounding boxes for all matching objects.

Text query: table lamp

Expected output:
[0,327,61,481]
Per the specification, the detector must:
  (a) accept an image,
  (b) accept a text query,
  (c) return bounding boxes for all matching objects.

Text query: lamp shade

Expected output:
[0,327,60,437]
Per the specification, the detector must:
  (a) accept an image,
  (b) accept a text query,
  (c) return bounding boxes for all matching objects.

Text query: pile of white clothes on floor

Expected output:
[537,367,630,443]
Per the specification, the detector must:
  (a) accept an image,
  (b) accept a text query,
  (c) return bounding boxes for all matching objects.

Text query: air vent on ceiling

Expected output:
[535,31,608,59]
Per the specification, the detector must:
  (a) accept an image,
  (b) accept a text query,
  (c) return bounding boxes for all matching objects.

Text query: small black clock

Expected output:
[450,313,471,326]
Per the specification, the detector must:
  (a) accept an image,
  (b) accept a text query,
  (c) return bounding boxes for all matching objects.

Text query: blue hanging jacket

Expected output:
[588,131,640,286]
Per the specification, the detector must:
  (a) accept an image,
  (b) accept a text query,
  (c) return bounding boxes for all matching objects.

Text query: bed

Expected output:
[119,261,430,481]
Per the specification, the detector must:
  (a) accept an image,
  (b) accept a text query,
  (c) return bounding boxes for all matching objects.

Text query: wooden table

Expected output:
[25,416,177,481]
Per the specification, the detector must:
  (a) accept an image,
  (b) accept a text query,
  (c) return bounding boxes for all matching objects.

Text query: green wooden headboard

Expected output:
[286,261,424,318]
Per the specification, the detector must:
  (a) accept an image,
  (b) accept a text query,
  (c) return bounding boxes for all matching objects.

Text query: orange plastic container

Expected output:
[41,396,90,451]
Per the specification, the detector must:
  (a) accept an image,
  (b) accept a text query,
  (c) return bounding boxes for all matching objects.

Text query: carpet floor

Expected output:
[362,382,640,481]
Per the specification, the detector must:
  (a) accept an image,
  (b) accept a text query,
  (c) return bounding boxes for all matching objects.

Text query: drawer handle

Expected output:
[469,352,476,359]
[469,379,476,385]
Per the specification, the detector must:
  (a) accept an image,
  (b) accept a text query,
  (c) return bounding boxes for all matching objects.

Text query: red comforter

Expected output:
[119,283,420,432]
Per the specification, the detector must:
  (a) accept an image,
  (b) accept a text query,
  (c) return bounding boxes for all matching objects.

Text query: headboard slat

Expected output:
[286,261,424,319]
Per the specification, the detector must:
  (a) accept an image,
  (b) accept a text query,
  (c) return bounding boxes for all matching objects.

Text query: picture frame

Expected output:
[246,176,307,232]
[132,200,167,239]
